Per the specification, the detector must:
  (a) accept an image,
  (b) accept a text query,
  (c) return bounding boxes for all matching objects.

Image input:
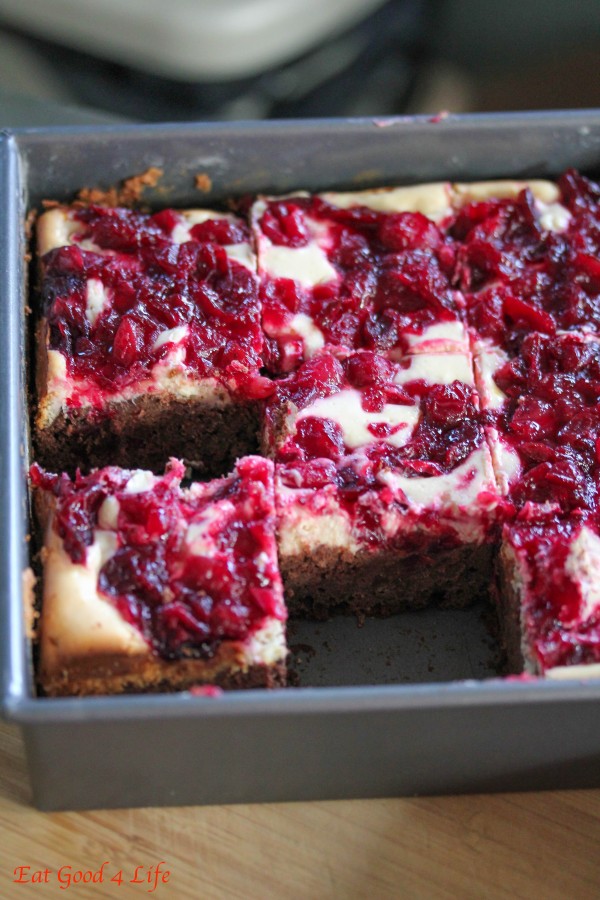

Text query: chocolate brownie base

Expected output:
[40,658,287,697]
[494,542,528,674]
[35,394,260,477]
[281,543,495,620]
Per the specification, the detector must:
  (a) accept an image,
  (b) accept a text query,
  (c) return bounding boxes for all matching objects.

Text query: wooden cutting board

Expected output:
[1,720,599,899]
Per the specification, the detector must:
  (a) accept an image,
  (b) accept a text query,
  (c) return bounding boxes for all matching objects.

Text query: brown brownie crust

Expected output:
[35,204,264,477]
[494,541,529,675]
[35,314,261,476]
[282,542,494,619]
[40,656,286,697]
[35,393,260,477]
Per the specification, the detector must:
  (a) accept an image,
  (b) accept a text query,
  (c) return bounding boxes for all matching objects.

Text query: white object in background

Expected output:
[0,0,387,80]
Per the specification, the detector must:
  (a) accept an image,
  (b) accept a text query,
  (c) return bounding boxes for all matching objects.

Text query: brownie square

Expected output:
[498,517,600,677]
[263,346,501,617]
[475,332,600,516]
[252,185,469,374]
[35,205,272,475]
[32,456,287,696]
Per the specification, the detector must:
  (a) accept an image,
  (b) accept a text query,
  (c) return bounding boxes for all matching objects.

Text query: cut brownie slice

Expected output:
[447,175,600,509]
[253,179,577,377]
[455,173,600,351]
[498,517,600,678]
[476,332,600,515]
[263,348,501,617]
[35,205,272,475]
[31,457,287,696]
[252,185,467,374]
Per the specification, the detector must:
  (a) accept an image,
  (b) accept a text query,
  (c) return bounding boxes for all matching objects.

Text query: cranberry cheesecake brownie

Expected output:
[35,205,272,476]
[252,185,468,374]
[263,347,501,617]
[31,457,286,696]
[498,516,600,678]
[29,170,600,690]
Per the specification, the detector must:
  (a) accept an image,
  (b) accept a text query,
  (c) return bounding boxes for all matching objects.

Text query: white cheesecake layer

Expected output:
[260,242,338,287]
[393,351,475,387]
[405,321,469,354]
[564,526,600,625]
[295,387,420,450]
[451,179,560,206]
[376,446,497,543]
[276,482,360,558]
[41,524,148,671]
[473,342,509,410]
[39,347,233,427]
[320,182,453,222]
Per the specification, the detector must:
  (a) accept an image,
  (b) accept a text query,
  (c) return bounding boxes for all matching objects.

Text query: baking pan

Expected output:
[2,113,600,811]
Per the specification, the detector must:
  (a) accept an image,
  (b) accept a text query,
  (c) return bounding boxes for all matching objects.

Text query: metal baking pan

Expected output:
[2,112,600,811]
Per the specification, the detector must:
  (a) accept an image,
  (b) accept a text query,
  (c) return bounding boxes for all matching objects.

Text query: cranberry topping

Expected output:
[38,174,600,674]
[378,211,442,252]
[492,333,600,514]
[257,196,461,372]
[259,199,311,247]
[74,206,168,252]
[452,189,543,262]
[75,205,250,249]
[559,169,600,216]
[293,417,346,461]
[345,350,395,387]
[270,351,484,482]
[43,206,268,401]
[457,176,600,347]
[507,518,600,670]
[363,381,482,476]
[32,458,285,659]
[268,353,346,410]
[501,294,555,336]
[188,218,249,245]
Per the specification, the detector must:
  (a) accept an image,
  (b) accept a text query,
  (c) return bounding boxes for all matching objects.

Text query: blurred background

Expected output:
[0,0,598,126]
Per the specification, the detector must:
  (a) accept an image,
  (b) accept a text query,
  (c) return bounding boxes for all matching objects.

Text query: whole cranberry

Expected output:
[294,416,346,461]
[424,381,472,427]
[344,351,393,387]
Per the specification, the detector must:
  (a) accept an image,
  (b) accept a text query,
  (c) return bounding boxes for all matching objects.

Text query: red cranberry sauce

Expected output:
[491,333,600,514]
[506,517,600,670]
[455,173,600,351]
[269,350,485,494]
[42,206,271,401]
[31,457,285,659]
[257,196,462,373]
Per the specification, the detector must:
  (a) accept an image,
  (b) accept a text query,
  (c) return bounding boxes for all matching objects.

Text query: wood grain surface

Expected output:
[1,720,599,899]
